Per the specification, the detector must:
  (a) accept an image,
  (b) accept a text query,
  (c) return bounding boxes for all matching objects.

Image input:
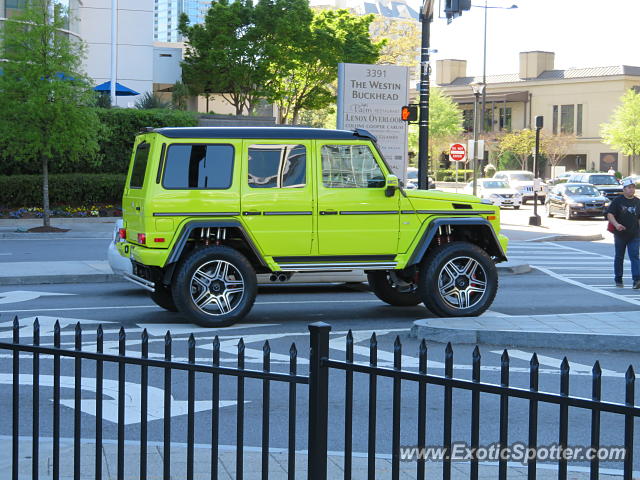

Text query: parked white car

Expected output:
[107,220,366,284]
[463,179,522,209]
[492,170,547,204]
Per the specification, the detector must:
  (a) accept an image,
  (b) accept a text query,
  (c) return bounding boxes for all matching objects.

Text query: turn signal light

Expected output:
[487,215,496,220]
[118,228,126,240]
[137,233,146,244]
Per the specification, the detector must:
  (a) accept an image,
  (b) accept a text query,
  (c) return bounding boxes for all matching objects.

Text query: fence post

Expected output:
[308,322,331,480]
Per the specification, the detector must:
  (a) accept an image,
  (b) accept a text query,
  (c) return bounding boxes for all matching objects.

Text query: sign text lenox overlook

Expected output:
[337,63,410,179]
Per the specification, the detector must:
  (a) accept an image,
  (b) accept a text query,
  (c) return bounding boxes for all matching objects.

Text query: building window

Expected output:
[463,109,474,133]
[577,104,583,136]
[560,105,575,134]
[499,107,512,131]
[552,105,558,135]
[483,107,493,132]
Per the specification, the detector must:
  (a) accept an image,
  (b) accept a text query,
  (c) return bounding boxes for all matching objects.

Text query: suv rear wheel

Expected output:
[172,246,257,327]
[149,285,178,312]
[418,241,498,317]
[367,271,422,306]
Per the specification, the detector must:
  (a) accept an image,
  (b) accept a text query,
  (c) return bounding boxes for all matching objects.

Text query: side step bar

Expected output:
[123,272,156,292]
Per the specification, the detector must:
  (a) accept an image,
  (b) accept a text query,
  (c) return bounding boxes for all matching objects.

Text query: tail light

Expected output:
[137,233,146,245]
[118,228,126,240]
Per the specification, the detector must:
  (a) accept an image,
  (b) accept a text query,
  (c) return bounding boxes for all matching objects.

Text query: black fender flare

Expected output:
[406,217,507,267]
[165,220,266,267]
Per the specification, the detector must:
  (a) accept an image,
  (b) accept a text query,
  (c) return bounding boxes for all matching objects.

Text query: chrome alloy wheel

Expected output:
[190,260,245,315]
[437,255,487,310]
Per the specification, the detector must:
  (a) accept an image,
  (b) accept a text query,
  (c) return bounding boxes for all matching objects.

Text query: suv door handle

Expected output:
[320,210,338,215]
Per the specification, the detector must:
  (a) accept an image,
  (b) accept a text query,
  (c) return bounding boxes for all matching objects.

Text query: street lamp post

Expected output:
[418,0,435,190]
[472,2,518,135]
[471,83,485,196]
[529,115,543,226]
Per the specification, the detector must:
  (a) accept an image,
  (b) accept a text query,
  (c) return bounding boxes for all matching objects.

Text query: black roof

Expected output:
[150,127,377,142]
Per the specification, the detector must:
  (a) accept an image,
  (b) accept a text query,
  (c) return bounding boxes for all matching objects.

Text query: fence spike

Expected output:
[290,342,297,358]
[238,337,245,354]
[472,345,480,362]
[97,324,103,338]
[264,339,271,355]
[75,322,82,349]
[501,348,509,365]
[561,357,570,374]
[419,339,427,374]
[141,327,148,344]
[370,332,377,348]
[394,335,401,370]
[530,352,539,368]
[626,365,635,387]
[188,333,195,350]
[212,335,220,364]
[472,345,481,382]
[33,318,40,339]
[54,320,60,347]
[445,342,453,378]
[592,360,601,377]
[12,316,19,343]
[165,330,172,347]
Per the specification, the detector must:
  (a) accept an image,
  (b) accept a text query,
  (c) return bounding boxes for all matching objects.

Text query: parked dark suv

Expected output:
[566,173,623,200]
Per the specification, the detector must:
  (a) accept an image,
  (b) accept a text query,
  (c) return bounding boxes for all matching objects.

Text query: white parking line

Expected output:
[534,266,640,306]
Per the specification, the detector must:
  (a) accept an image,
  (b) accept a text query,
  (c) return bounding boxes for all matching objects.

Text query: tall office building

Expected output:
[154,0,211,42]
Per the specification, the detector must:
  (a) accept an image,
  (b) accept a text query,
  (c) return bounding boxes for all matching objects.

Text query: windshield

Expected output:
[509,173,534,181]
[481,180,509,189]
[565,185,600,196]
[589,175,618,185]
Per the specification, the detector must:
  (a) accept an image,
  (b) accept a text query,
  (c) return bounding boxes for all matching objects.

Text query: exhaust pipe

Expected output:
[269,274,278,282]
[278,274,289,282]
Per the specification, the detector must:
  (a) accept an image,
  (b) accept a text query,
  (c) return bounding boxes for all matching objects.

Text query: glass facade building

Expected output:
[155,0,211,42]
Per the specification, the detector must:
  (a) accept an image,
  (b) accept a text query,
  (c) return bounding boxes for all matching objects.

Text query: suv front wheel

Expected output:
[172,246,257,327]
[367,271,422,306]
[418,242,498,317]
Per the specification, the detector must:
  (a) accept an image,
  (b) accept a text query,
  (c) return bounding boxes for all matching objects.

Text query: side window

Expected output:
[163,144,234,189]
[129,142,150,189]
[321,144,385,188]
[248,144,306,188]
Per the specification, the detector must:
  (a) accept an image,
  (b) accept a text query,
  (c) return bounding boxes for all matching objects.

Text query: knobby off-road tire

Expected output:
[149,285,178,312]
[418,241,498,317]
[367,271,422,307]
[172,246,257,327]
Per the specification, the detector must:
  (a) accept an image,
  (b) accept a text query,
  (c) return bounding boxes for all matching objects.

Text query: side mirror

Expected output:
[385,174,399,197]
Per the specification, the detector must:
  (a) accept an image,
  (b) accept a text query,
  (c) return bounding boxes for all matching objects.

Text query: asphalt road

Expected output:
[0,275,638,472]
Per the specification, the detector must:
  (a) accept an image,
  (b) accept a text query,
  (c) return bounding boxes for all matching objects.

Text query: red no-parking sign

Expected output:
[449,143,466,162]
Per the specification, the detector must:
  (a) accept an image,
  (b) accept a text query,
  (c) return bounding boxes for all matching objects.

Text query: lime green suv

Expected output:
[116,127,508,327]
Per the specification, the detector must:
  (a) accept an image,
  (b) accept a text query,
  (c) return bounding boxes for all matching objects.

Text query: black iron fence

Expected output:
[0,318,638,480]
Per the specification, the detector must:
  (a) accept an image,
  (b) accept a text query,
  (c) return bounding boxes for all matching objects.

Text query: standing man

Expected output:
[607,177,640,288]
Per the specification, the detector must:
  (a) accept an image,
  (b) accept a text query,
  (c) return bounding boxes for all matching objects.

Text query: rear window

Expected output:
[588,175,618,185]
[162,144,234,189]
[129,142,150,189]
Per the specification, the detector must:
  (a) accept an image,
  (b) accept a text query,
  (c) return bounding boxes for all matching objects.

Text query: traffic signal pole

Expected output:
[418,2,434,190]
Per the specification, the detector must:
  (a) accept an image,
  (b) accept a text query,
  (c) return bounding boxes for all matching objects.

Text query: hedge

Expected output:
[0,174,126,207]
[435,169,475,182]
[0,109,198,176]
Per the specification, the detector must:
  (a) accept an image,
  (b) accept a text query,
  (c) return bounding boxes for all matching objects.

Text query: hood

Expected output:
[482,188,519,196]
[566,195,608,203]
[594,184,623,190]
[405,188,486,204]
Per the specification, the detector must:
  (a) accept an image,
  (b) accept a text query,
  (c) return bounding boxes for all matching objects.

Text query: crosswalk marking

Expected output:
[508,241,640,304]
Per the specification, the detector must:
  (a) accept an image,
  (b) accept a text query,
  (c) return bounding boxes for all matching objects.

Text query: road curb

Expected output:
[496,263,531,274]
[526,233,604,242]
[410,317,640,352]
[0,274,123,286]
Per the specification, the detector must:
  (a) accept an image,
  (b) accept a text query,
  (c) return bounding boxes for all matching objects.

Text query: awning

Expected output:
[94,81,140,96]
[450,90,530,105]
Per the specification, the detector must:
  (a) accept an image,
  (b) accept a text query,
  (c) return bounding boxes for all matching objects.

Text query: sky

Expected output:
[412,0,640,78]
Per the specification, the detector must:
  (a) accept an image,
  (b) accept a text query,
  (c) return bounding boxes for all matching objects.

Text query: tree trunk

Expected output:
[42,156,50,228]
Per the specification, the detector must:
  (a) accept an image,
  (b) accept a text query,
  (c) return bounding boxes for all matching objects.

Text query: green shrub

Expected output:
[0,174,126,207]
[435,169,474,181]
[0,108,198,176]
[96,108,198,174]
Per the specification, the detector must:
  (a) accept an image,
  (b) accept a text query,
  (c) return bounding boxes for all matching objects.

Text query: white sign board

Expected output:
[337,63,410,179]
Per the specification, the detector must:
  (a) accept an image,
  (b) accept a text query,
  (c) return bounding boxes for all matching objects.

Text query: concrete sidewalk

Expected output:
[412,310,640,353]
[3,439,629,479]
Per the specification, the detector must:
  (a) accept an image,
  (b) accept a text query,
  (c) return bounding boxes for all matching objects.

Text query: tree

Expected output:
[544,133,576,175]
[178,0,268,115]
[407,87,463,169]
[266,9,383,124]
[369,15,419,78]
[0,0,101,228]
[601,89,640,173]
[497,129,540,170]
